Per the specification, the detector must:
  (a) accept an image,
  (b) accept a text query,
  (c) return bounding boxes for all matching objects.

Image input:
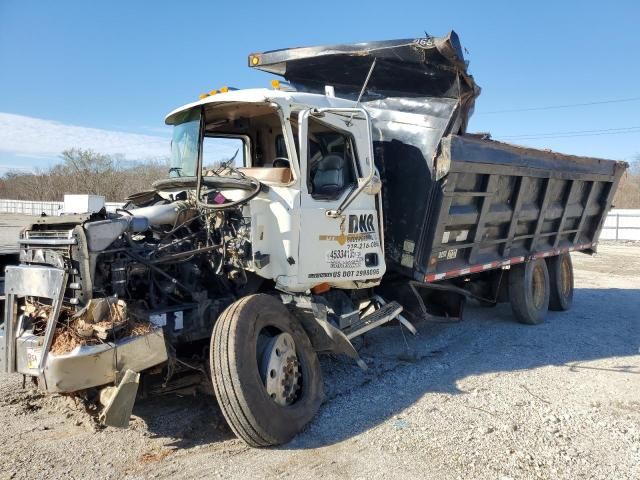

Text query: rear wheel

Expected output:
[508,259,550,325]
[548,253,574,311]
[211,294,324,447]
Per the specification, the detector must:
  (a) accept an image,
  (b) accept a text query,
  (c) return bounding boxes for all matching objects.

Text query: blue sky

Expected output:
[1,0,639,173]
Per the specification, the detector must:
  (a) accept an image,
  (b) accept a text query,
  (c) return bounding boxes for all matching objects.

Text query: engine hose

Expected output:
[123,249,191,293]
[152,230,200,255]
[149,244,221,264]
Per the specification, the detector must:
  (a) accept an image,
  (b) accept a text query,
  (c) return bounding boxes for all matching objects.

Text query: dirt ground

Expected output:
[1,243,638,479]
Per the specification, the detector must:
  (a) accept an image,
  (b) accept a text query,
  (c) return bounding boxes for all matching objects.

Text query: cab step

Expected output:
[344,301,403,340]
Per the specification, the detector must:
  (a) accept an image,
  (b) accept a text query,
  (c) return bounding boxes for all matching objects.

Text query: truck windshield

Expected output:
[169,108,201,177]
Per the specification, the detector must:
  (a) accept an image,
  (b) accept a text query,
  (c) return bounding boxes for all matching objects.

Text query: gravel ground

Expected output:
[0,244,638,479]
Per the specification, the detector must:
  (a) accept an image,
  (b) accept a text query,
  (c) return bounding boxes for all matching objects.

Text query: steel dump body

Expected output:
[376,134,627,282]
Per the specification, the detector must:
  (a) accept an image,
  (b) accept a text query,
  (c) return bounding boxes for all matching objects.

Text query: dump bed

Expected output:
[380,135,627,282]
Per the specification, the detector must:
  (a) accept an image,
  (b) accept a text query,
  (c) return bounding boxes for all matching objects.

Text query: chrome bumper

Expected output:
[2,265,66,375]
[1,265,168,392]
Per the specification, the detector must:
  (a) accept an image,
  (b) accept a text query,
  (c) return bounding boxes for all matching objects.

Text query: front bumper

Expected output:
[1,265,168,393]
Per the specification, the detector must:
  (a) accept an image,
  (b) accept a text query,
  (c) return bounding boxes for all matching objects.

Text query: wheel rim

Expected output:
[532,263,545,309]
[257,330,301,406]
[560,257,572,297]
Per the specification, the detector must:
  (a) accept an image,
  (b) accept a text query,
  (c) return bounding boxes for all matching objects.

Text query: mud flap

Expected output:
[99,369,140,428]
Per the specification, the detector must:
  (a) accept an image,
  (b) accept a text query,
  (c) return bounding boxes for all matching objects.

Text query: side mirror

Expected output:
[360,175,381,195]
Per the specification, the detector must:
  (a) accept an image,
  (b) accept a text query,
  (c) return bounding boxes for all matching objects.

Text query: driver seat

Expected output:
[312,154,347,196]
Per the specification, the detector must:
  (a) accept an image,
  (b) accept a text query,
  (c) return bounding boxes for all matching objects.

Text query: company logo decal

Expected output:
[319,214,376,245]
[348,214,375,234]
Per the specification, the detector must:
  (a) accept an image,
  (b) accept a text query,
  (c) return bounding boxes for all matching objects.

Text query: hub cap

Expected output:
[259,332,301,406]
[561,257,572,297]
[532,263,545,309]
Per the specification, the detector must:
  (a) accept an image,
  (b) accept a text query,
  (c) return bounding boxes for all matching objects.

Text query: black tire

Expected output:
[548,253,574,311]
[508,259,550,325]
[210,294,324,447]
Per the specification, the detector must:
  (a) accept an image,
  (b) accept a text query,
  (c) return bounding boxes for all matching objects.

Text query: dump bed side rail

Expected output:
[421,135,627,282]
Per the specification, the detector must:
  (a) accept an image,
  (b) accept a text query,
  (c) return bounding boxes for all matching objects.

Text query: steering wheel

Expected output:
[272,157,290,168]
[151,175,262,210]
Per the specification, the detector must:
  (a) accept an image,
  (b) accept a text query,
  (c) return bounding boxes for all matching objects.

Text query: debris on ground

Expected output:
[23,297,154,355]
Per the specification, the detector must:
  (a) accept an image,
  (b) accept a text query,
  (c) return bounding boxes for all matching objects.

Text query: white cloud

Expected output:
[0,164,33,172]
[0,112,170,161]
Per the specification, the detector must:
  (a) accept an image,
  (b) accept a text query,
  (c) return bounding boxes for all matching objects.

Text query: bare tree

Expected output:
[0,149,168,202]
[613,156,640,209]
[3,149,639,208]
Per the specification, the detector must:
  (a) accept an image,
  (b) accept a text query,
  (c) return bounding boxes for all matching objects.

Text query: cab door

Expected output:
[297,108,385,288]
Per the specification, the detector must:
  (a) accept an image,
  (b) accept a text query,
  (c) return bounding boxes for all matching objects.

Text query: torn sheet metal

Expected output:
[35,328,167,393]
[365,96,458,173]
[99,369,141,428]
[2,265,67,374]
[250,31,480,132]
[3,265,168,392]
[11,321,167,393]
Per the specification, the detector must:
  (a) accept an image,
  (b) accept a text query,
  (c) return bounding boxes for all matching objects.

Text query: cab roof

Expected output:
[164,88,356,125]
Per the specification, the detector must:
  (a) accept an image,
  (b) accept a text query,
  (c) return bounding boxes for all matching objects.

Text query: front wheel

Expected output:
[211,294,324,447]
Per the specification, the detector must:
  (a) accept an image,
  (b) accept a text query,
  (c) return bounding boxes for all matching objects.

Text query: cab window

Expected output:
[306,117,358,200]
[202,136,246,171]
[202,102,293,184]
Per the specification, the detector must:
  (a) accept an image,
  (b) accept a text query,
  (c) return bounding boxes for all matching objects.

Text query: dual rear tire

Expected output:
[508,253,573,325]
[548,253,574,311]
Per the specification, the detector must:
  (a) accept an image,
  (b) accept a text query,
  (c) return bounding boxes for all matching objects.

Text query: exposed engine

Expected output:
[97,201,250,300]
[18,192,259,344]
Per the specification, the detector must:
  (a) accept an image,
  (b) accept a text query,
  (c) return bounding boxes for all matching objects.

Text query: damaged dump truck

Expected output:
[0,32,627,446]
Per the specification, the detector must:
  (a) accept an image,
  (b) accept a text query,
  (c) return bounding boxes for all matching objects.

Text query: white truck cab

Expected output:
[164,89,386,293]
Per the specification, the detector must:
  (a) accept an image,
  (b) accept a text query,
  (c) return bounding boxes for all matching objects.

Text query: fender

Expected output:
[280,294,367,370]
